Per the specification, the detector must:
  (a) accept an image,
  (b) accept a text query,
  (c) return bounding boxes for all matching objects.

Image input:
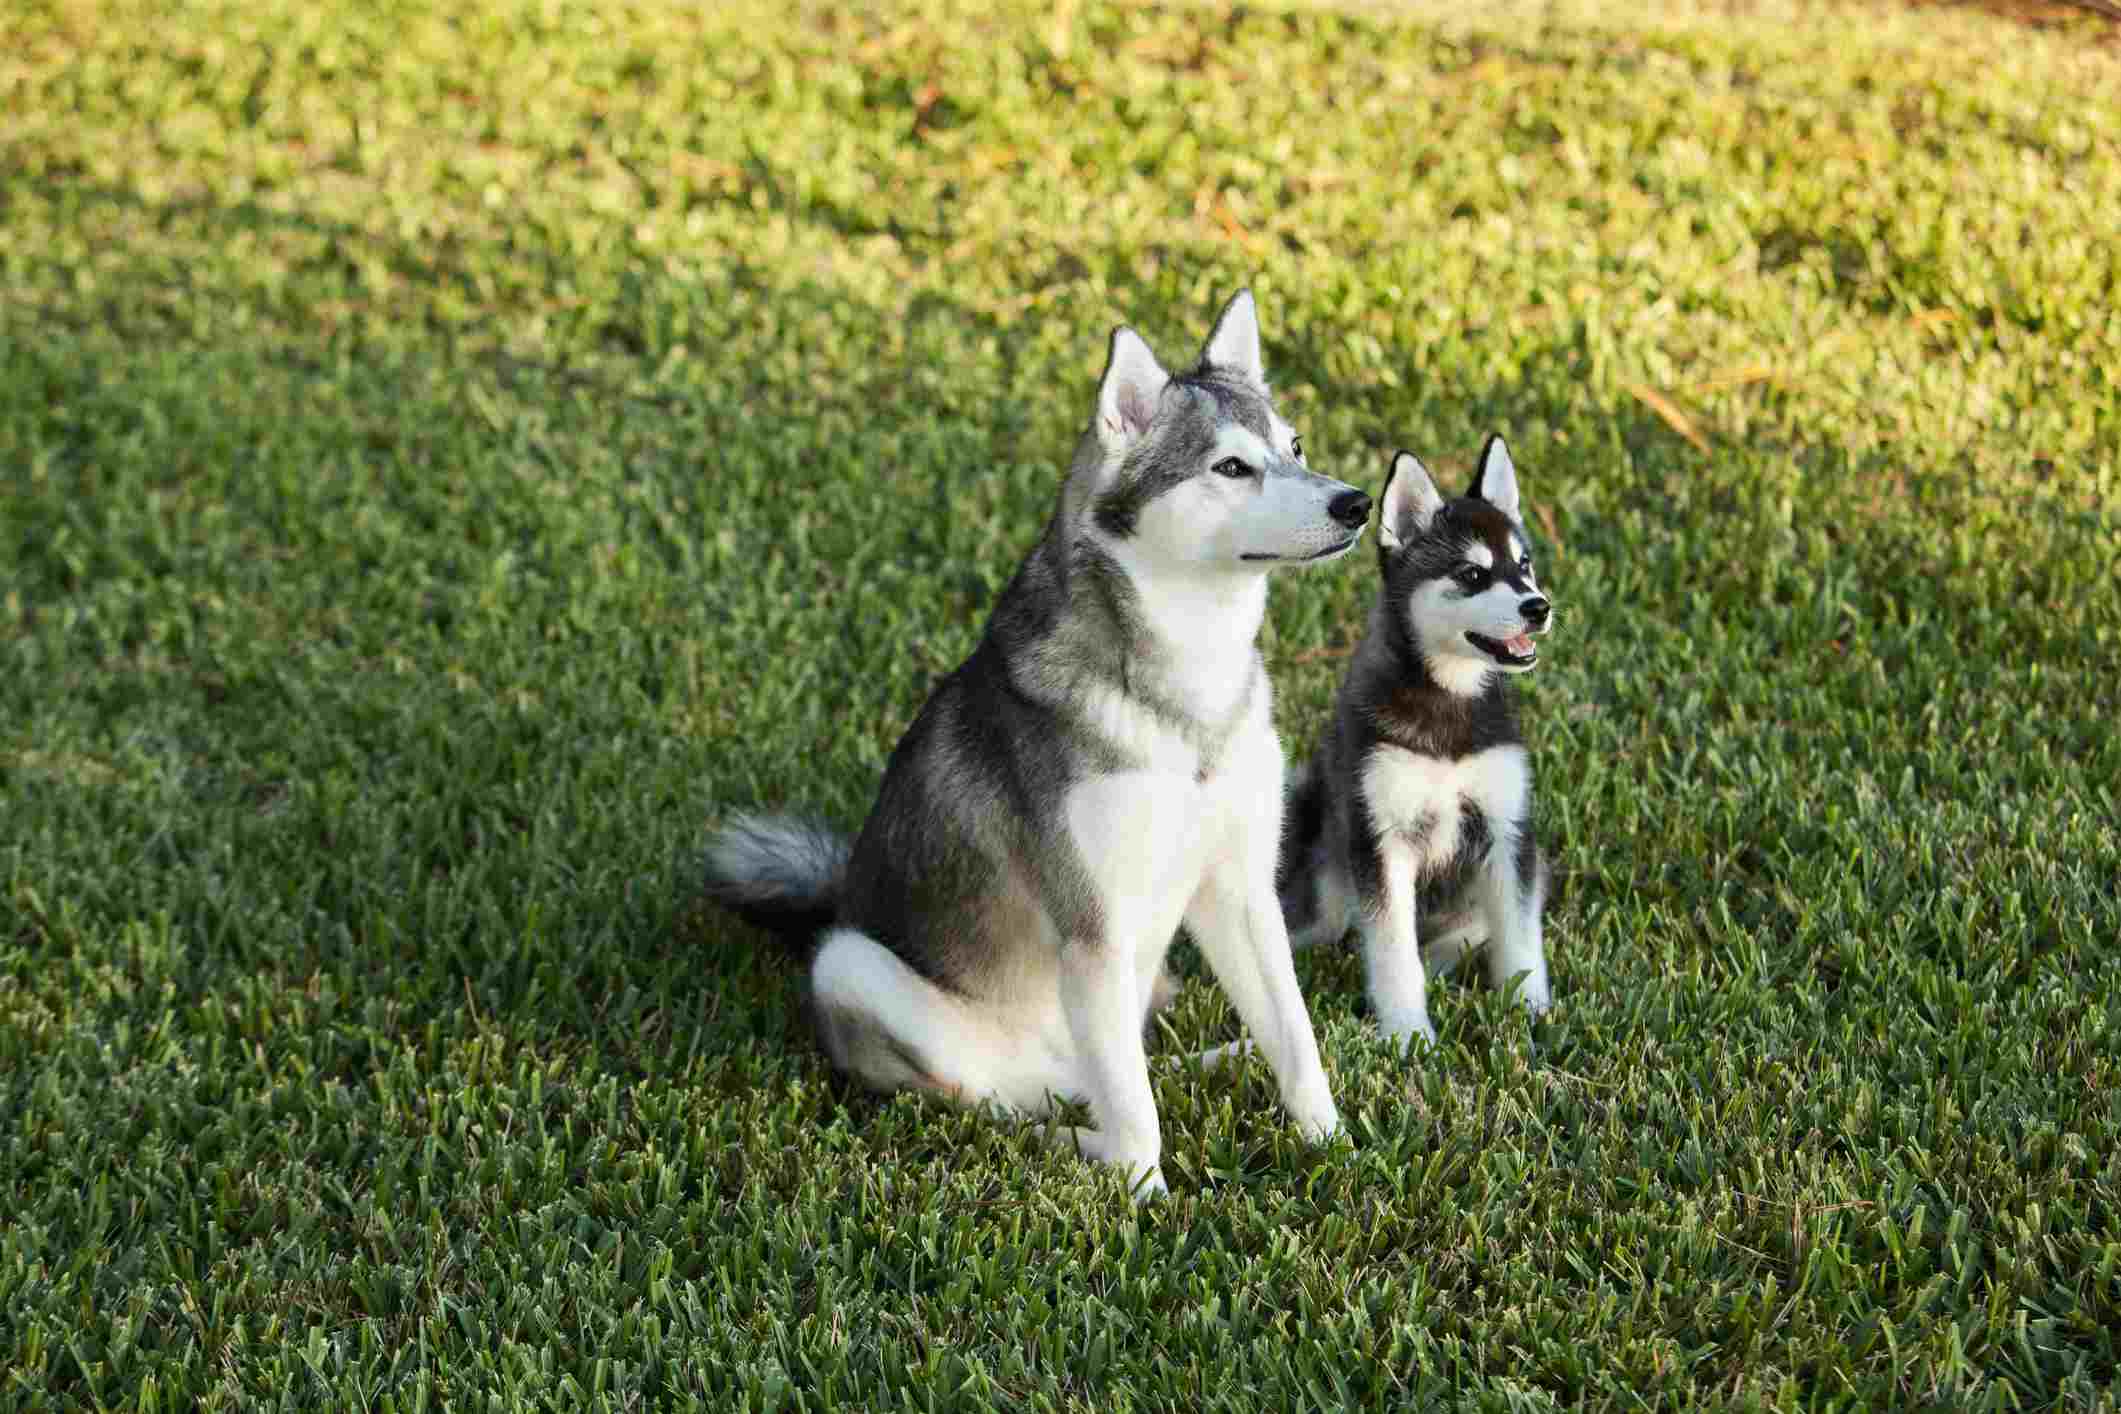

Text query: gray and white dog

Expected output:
[706,291,1368,1197]
[1277,437,1554,1048]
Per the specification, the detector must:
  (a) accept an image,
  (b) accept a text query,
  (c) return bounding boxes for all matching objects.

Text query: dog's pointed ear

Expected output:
[1200,288,1265,386]
[1380,451,1445,551]
[1096,326,1170,451]
[1469,435,1521,519]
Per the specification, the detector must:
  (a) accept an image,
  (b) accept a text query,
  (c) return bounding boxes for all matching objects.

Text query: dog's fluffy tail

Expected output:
[703,812,851,946]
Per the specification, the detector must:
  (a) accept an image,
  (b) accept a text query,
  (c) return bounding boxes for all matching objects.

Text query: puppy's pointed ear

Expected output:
[1200,288,1265,386]
[1096,326,1170,451]
[1380,451,1444,551]
[1469,434,1521,519]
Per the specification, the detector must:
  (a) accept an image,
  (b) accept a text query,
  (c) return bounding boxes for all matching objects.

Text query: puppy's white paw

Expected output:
[1500,968,1552,1017]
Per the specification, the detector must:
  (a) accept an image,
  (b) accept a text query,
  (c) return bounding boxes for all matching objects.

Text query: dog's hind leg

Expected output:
[810,928,1011,1105]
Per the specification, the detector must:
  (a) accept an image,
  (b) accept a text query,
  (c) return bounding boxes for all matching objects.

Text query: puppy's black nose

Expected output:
[1329,489,1372,529]
[1521,596,1551,626]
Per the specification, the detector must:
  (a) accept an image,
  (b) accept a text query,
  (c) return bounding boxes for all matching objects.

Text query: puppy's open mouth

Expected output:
[1466,630,1538,668]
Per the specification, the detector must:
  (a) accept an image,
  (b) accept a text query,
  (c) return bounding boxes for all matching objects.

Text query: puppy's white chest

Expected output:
[1360,744,1530,873]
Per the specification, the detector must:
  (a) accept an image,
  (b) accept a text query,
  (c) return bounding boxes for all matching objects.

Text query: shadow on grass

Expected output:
[11,202,2111,1112]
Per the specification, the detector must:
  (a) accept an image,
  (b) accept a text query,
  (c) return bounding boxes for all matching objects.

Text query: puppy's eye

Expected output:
[1214,457,1252,479]
[1518,554,1533,575]
[1453,565,1488,589]
[1290,436,1304,462]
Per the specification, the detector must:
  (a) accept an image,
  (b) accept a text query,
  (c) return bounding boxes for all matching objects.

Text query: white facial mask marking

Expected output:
[1405,576,1541,693]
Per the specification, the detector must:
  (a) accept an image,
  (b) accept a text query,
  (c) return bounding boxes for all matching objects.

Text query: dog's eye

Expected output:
[1518,554,1533,575]
[1290,436,1304,462]
[1213,457,1252,479]
[1453,565,1489,589]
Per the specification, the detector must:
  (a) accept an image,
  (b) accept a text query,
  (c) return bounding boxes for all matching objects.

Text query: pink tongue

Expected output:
[1503,634,1534,654]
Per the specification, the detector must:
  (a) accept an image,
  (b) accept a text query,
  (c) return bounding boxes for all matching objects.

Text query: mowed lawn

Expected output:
[3,0,2118,1406]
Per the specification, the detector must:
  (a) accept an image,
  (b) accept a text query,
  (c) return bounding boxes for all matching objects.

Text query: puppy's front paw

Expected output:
[1504,969,1552,1018]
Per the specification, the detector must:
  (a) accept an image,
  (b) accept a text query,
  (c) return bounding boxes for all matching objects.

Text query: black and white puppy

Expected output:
[1278,436,1554,1046]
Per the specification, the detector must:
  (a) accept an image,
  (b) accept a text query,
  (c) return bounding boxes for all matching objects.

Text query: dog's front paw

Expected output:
[1293,1100,1344,1144]
[1032,1124,1166,1199]
[1276,1067,1342,1142]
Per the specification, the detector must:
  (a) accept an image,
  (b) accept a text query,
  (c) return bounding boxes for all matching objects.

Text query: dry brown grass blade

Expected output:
[1282,644,1355,666]
[1683,364,1777,393]
[1531,501,1564,552]
[1625,382,1711,454]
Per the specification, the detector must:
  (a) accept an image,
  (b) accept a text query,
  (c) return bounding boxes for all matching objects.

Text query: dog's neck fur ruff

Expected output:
[990,495,1270,778]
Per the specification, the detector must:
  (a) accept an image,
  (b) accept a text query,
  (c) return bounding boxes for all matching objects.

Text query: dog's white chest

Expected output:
[1360,744,1529,874]
[1062,766,1214,937]
[1064,702,1278,931]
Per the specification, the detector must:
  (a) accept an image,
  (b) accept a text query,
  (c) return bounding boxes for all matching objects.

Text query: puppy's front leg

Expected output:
[1478,831,1551,1016]
[1363,842,1437,1049]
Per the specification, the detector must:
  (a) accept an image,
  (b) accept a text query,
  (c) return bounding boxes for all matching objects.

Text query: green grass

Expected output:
[3,0,2119,1406]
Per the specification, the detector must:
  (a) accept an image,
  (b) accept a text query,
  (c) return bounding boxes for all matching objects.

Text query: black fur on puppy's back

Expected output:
[1276,757,1330,900]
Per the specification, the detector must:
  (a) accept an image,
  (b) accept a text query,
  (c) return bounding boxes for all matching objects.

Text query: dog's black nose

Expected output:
[1521,596,1551,626]
[1329,489,1372,529]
